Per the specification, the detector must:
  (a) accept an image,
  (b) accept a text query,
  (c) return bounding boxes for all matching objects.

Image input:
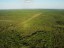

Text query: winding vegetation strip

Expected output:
[17,13,42,26]
[22,13,42,24]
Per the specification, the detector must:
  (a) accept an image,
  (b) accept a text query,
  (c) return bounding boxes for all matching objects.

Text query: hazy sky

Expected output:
[0,0,64,9]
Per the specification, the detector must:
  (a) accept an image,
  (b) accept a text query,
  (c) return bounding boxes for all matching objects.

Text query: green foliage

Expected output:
[0,9,64,48]
[0,30,23,48]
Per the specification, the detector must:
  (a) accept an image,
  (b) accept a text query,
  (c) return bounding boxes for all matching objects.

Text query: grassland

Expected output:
[0,9,64,48]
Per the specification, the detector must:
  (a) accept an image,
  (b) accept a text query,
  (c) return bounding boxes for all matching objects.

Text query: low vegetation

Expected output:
[0,9,64,48]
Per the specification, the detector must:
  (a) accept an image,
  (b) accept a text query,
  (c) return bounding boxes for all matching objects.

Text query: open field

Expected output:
[0,9,64,48]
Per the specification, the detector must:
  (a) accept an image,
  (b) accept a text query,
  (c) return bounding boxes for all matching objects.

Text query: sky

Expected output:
[0,0,64,9]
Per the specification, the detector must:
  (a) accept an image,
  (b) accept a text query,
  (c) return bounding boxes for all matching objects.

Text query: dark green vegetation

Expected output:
[0,9,64,48]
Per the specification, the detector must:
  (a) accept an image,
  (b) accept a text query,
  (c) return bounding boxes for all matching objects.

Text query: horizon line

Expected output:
[0,8,64,10]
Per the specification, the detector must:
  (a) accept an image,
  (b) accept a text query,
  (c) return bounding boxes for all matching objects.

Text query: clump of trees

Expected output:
[0,24,64,48]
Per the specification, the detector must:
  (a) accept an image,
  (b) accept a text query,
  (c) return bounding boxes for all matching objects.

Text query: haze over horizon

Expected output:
[0,0,64,9]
